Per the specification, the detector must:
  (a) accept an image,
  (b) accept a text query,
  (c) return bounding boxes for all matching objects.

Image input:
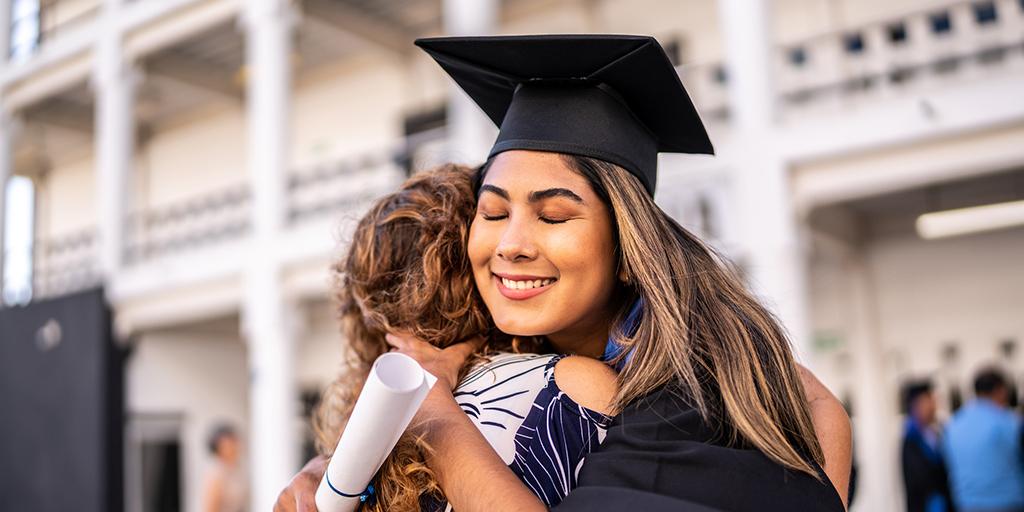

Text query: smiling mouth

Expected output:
[498,276,556,290]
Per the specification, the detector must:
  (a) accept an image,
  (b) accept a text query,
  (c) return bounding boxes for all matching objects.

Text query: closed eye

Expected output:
[481,213,508,221]
[539,216,569,224]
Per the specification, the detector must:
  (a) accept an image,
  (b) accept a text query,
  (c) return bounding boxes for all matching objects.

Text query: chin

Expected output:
[492,314,550,338]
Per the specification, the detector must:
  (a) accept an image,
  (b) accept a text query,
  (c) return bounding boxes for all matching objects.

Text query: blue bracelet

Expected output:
[325,472,376,505]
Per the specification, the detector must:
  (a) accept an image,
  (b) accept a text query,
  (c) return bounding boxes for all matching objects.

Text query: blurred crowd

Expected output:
[900,368,1024,512]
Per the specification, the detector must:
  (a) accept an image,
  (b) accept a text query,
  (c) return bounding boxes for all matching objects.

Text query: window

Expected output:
[712,64,728,85]
[843,32,865,54]
[400,106,447,176]
[663,37,683,67]
[9,0,41,62]
[788,46,807,67]
[973,1,998,25]
[887,22,908,45]
[930,11,953,35]
[3,176,34,306]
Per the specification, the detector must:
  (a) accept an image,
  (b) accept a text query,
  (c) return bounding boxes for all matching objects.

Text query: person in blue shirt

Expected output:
[902,380,955,512]
[943,368,1024,512]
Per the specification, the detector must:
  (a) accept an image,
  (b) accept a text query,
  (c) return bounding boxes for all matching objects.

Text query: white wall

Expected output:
[809,224,1024,511]
[291,55,406,168]
[40,154,96,236]
[869,227,1024,386]
[127,331,249,512]
[142,106,248,209]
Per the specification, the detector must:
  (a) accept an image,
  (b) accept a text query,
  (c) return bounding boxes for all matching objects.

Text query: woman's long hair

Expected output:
[313,164,531,511]
[556,154,825,477]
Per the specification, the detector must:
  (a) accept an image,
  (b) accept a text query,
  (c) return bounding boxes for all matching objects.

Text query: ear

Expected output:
[617,259,630,284]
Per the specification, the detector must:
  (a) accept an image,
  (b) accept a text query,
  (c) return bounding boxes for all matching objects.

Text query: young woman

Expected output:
[274,34,851,511]
[277,162,847,512]
[391,150,848,511]
[311,164,617,511]
[390,34,849,511]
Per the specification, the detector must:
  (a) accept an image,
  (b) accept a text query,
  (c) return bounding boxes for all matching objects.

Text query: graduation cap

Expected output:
[415,34,713,195]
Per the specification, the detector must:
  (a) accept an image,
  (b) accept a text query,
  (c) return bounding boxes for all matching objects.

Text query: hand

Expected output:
[273,455,328,512]
[384,332,485,391]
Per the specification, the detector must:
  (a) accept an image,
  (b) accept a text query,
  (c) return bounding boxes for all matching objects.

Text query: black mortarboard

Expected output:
[415,34,714,195]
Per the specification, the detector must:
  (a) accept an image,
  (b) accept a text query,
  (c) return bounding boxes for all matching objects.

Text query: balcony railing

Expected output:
[679,0,1024,118]
[287,147,407,224]
[32,226,100,300]
[777,0,1024,111]
[124,184,252,264]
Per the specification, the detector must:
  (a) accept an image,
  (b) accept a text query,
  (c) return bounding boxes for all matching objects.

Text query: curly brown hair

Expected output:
[313,164,535,511]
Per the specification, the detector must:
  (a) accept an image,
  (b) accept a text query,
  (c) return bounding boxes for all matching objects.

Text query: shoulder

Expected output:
[553,355,618,415]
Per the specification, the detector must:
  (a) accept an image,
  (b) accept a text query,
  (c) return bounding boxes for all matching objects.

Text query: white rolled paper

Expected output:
[315,352,438,512]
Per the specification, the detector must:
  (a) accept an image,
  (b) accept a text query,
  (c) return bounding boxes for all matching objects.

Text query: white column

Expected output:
[242,0,299,508]
[0,0,11,76]
[717,0,812,362]
[93,0,135,281]
[846,252,896,512]
[0,109,13,298]
[442,0,498,164]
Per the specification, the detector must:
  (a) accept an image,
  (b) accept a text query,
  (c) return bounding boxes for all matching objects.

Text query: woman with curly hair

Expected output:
[310,163,617,511]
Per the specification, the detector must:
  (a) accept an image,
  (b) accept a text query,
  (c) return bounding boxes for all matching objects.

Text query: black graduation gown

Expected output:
[901,424,955,512]
[555,387,845,511]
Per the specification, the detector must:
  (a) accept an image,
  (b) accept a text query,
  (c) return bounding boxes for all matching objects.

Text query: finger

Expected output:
[296,494,317,512]
[384,333,408,349]
[445,336,486,360]
[273,491,293,512]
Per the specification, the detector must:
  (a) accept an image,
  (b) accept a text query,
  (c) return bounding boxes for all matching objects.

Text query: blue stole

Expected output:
[602,299,642,371]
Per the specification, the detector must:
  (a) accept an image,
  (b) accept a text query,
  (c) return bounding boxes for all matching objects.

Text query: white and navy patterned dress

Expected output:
[429,352,610,511]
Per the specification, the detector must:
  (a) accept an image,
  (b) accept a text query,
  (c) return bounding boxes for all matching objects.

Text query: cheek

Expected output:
[467,220,493,272]
[548,225,617,290]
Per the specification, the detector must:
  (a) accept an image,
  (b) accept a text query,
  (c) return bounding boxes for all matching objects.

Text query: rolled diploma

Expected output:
[315,352,438,512]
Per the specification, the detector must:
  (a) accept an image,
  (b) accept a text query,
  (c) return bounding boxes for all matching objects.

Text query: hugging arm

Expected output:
[798,364,853,507]
[412,387,547,512]
[391,333,618,512]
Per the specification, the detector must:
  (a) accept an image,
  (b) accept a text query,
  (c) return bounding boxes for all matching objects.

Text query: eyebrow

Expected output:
[529,188,585,204]
[478,185,585,205]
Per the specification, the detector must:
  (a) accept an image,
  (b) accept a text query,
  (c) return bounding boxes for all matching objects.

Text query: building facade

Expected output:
[1,0,1022,510]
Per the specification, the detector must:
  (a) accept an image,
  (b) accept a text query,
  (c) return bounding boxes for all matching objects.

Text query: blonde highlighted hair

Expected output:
[558,154,825,476]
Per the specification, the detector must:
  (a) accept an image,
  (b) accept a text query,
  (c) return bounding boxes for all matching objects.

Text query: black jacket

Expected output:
[556,387,845,511]
[902,422,955,512]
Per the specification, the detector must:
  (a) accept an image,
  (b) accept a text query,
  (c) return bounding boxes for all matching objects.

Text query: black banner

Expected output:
[0,288,124,512]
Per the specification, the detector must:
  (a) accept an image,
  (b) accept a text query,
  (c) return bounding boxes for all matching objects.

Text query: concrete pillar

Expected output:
[93,0,135,281]
[717,0,812,362]
[442,0,498,163]
[846,252,896,512]
[242,0,299,508]
[0,0,11,74]
[0,109,13,299]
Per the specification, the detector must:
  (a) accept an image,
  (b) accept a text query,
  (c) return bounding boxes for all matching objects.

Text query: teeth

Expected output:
[501,277,555,290]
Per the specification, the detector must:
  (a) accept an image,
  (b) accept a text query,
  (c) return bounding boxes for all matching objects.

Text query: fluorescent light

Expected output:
[916,199,1024,240]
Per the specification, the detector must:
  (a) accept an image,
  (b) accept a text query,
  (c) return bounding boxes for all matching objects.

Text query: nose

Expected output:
[496,216,538,262]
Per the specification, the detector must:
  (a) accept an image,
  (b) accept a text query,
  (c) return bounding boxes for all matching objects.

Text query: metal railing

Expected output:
[32,226,100,300]
[287,146,409,224]
[124,184,252,264]
[677,0,1024,117]
[32,140,419,297]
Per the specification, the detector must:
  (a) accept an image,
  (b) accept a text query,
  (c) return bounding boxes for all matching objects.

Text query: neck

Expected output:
[547,290,628,359]
[979,395,1007,408]
[547,316,613,359]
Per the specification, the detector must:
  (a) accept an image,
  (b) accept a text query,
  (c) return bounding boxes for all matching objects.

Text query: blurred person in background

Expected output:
[901,379,955,512]
[203,424,248,512]
[943,368,1024,512]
